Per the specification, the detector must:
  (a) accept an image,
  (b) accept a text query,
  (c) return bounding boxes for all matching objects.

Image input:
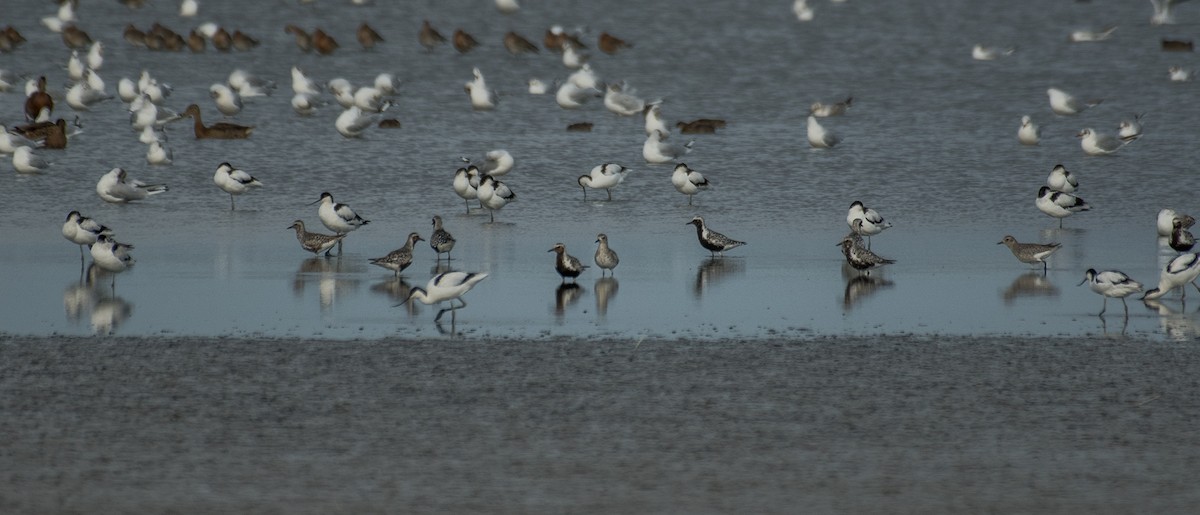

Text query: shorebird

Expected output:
[809,97,852,117]
[1143,253,1200,300]
[90,234,135,289]
[578,163,629,200]
[287,220,345,257]
[62,210,112,262]
[369,232,424,276]
[1036,186,1090,228]
[594,234,619,276]
[1170,219,1195,252]
[429,215,456,261]
[671,163,709,205]
[644,129,693,163]
[846,201,892,249]
[838,234,895,272]
[806,115,840,148]
[476,175,515,223]
[401,271,489,322]
[549,243,588,283]
[212,162,262,210]
[452,166,480,213]
[688,216,745,257]
[999,235,1062,274]
[312,192,369,255]
[1046,164,1077,193]
[1080,269,1142,316]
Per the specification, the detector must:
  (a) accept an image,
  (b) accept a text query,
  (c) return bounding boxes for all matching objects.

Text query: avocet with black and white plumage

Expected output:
[1079,269,1143,316]
[62,210,112,261]
[312,192,369,254]
[401,271,489,322]
[1158,209,1195,237]
[90,234,135,288]
[578,163,629,201]
[1046,164,1077,193]
[671,163,709,205]
[452,166,480,213]
[476,175,515,223]
[213,162,262,210]
[846,201,892,248]
[1036,186,1090,228]
[1143,253,1200,300]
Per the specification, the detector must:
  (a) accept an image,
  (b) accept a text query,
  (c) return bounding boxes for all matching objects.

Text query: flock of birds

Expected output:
[5,0,1200,327]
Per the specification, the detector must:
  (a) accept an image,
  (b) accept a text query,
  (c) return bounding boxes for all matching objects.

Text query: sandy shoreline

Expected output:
[2,334,1198,514]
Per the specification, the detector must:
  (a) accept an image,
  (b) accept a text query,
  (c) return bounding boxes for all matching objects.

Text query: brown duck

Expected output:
[598,32,632,54]
[183,104,253,139]
[357,23,383,50]
[313,29,339,55]
[42,119,70,149]
[419,20,446,50]
[284,25,312,52]
[453,29,479,53]
[24,76,53,121]
[503,32,538,55]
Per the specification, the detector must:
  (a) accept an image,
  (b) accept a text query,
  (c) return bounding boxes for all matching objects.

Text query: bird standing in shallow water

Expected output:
[999,235,1061,274]
[671,163,709,205]
[1143,253,1200,300]
[594,234,619,276]
[212,162,262,210]
[401,271,489,322]
[369,232,423,276]
[312,192,369,255]
[688,217,745,257]
[1036,186,1090,228]
[429,215,456,261]
[287,220,345,257]
[838,234,894,272]
[846,201,892,249]
[1170,218,1195,252]
[578,163,629,200]
[550,243,588,283]
[1080,269,1142,316]
[1046,164,1077,193]
[62,210,112,262]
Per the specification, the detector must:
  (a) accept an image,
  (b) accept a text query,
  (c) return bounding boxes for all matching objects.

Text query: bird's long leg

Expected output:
[607,189,612,201]
[688,195,693,206]
[489,210,495,223]
[1042,261,1048,275]
[464,199,470,214]
[230,194,236,211]
[1122,297,1130,317]
[1059,218,1064,229]
[1099,297,1107,316]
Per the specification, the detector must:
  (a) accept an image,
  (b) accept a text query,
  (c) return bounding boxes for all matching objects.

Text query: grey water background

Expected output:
[1,0,1198,340]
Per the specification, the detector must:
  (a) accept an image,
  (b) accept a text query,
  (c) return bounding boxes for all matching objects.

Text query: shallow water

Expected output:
[2,0,1199,340]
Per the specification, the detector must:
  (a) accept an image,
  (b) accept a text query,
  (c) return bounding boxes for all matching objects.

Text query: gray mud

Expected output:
[2,335,1198,514]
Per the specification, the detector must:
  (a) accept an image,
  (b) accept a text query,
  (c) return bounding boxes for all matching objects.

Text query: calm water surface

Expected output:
[1,0,1198,340]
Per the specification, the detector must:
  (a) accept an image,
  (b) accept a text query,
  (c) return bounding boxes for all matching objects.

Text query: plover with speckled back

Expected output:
[550,243,588,283]
[688,217,745,257]
[999,235,1061,274]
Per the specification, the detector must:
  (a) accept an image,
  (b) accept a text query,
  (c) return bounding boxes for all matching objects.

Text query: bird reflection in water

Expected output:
[64,263,132,334]
[371,276,416,316]
[594,276,618,316]
[840,263,893,310]
[694,257,744,298]
[429,261,454,276]
[555,282,584,318]
[1143,299,1200,342]
[292,257,361,310]
[1002,272,1060,305]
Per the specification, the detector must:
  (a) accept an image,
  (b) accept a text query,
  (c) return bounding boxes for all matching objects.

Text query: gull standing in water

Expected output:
[401,271,489,322]
[594,233,619,276]
[644,129,693,163]
[369,232,424,277]
[672,163,710,205]
[1077,128,1128,156]
[1143,253,1200,300]
[1036,186,1090,228]
[1080,269,1142,316]
[96,167,168,203]
[688,216,745,257]
[806,116,840,148]
[429,215,456,261]
[549,243,588,283]
[12,146,49,173]
[1118,114,1144,142]
[999,235,1062,274]
[213,162,263,210]
[603,82,645,116]
[62,210,112,261]
[578,163,630,200]
[287,220,346,257]
[1046,164,1078,193]
[312,192,369,255]
[1047,88,1101,115]
[1018,115,1040,145]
